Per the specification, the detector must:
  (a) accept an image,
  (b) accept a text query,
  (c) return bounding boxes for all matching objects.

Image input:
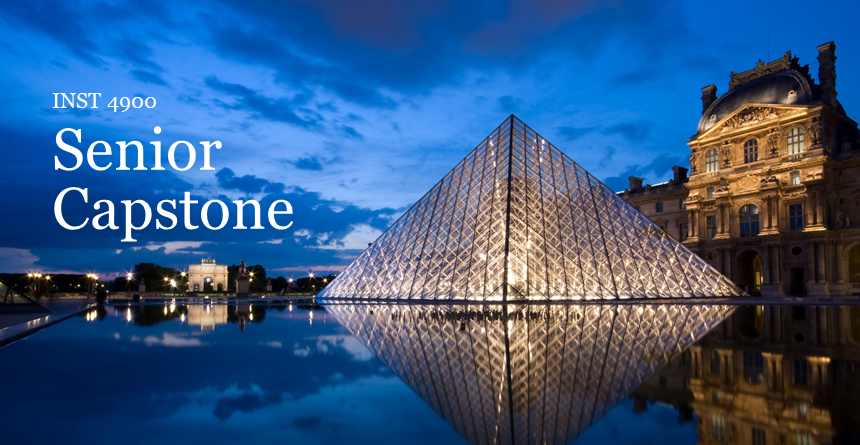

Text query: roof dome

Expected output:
[698,70,814,133]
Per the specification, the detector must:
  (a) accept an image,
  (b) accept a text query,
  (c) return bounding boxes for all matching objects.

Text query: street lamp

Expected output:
[309,272,315,296]
[86,273,98,297]
[287,278,293,296]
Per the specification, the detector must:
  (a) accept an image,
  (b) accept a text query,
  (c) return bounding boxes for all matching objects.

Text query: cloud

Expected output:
[132,241,208,255]
[258,239,283,245]
[602,153,687,191]
[602,122,653,143]
[557,125,598,141]
[134,332,204,347]
[0,247,39,272]
[292,157,324,171]
[205,76,319,129]
[315,335,374,362]
[212,389,283,421]
[264,341,282,348]
[215,168,284,194]
[130,69,168,86]
[310,224,381,251]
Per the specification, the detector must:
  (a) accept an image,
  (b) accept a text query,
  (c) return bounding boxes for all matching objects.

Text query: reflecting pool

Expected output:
[1,302,858,445]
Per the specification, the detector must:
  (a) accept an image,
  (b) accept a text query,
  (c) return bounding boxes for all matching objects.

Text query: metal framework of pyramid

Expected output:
[320,116,743,301]
[327,303,734,445]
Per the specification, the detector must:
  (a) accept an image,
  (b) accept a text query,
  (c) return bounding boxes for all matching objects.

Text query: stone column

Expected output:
[819,241,827,286]
[716,204,723,235]
[763,352,784,392]
[817,191,826,226]
[808,241,816,285]
[807,193,815,227]
[763,245,772,284]
[837,240,846,284]
[763,197,772,230]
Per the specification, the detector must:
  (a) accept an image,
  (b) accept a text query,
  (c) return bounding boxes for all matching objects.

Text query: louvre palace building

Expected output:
[620,42,860,297]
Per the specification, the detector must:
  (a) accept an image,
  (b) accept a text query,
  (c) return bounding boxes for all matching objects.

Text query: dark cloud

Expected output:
[292,157,324,171]
[557,125,598,141]
[602,122,653,143]
[0,0,105,66]
[215,168,275,194]
[130,69,168,86]
[212,391,283,420]
[115,39,163,72]
[205,76,320,129]
[602,153,687,191]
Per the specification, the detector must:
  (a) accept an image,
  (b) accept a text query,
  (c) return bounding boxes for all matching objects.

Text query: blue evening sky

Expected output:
[0,0,858,277]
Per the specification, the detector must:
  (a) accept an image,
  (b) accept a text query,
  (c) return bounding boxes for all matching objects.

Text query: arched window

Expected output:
[744,139,759,163]
[706,149,719,172]
[739,204,760,237]
[788,128,805,155]
[790,171,801,185]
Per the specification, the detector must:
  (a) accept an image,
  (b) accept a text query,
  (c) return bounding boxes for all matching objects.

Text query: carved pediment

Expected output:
[705,105,805,135]
[736,174,761,191]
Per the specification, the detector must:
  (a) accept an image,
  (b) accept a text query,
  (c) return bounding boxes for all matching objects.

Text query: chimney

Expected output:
[817,41,838,108]
[672,166,689,184]
[628,176,644,191]
[701,84,717,114]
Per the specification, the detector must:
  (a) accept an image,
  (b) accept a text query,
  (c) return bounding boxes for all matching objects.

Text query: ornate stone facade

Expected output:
[625,42,860,296]
[188,258,228,292]
[632,306,860,444]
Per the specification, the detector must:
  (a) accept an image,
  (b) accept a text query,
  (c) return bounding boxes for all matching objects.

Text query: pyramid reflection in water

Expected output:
[328,303,734,445]
[321,116,742,301]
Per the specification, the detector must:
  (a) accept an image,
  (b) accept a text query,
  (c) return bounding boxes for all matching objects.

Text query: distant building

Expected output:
[188,258,228,292]
[622,42,860,296]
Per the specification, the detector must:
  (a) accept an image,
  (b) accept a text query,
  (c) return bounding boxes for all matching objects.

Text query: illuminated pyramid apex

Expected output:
[320,115,743,301]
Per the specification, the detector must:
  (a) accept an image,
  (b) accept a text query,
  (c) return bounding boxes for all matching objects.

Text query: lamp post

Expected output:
[309,272,315,296]
[287,278,293,296]
[86,274,98,297]
[180,271,187,294]
[126,272,133,295]
[44,275,51,297]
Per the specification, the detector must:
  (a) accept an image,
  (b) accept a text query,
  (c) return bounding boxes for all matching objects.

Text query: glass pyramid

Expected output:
[320,116,742,301]
[327,303,734,445]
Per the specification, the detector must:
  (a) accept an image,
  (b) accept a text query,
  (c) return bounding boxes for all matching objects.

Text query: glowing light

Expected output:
[126,308,132,322]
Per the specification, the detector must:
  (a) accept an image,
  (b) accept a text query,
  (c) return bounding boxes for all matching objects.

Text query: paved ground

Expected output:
[0,298,93,330]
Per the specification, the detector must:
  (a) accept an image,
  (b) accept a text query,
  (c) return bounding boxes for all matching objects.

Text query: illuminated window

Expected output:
[788,128,805,155]
[790,171,801,185]
[656,202,663,213]
[797,431,812,445]
[713,416,726,443]
[706,215,717,239]
[706,149,719,172]
[740,204,760,237]
[789,204,803,230]
[798,403,808,420]
[744,139,759,163]
[707,187,714,199]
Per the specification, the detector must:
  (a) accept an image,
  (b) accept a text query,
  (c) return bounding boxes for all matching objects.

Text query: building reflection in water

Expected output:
[327,303,733,445]
[633,306,860,445]
[187,304,228,331]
